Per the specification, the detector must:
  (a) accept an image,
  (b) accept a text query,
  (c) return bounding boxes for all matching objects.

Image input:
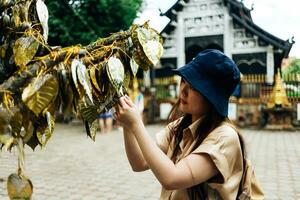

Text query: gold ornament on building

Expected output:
[267,71,291,108]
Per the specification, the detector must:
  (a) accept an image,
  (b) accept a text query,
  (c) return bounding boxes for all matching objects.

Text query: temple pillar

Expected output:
[266,45,274,84]
[177,13,185,68]
[224,11,233,58]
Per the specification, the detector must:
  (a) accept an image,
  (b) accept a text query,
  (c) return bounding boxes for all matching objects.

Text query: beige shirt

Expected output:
[156,117,243,200]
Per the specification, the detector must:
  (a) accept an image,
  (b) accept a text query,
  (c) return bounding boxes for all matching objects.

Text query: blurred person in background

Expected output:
[98,110,113,134]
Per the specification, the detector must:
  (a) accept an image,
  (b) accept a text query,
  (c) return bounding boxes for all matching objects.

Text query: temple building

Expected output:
[151,0,298,126]
[160,0,293,82]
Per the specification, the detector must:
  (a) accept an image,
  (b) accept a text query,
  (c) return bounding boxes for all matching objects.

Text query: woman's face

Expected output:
[179,79,209,119]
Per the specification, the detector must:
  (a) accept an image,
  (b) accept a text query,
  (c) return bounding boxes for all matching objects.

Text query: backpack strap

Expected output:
[236,133,246,198]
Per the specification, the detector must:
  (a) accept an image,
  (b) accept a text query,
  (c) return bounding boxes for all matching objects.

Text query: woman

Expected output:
[114,49,245,199]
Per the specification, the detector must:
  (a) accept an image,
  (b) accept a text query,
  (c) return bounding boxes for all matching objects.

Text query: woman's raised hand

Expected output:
[114,96,143,129]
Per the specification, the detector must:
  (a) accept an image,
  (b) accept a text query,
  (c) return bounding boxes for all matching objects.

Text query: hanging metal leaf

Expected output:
[89,66,102,93]
[1,11,11,28]
[22,122,34,144]
[106,56,125,96]
[45,93,61,115]
[36,112,54,147]
[0,108,10,132]
[0,108,14,150]
[130,58,139,76]
[36,0,49,41]
[46,111,55,134]
[132,50,149,71]
[7,173,33,200]
[19,0,32,23]
[76,60,93,104]
[12,4,21,28]
[71,59,92,105]
[13,36,39,66]
[78,100,99,124]
[0,132,14,150]
[95,89,117,115]
[13,36,39,67]
[19,109,33,142]
[143,40,163,66]
[107,56,125,85]
[0,43,7,59]
[123,70,131,89]
[97,63,111,98]
[88,69,104,102]
[106,92,122,111]
[71,59,85,101]
[22,74,59,116]
[10,110,23,137]
[85,120,98,141]
[26,115,49,149]
[58,69,74,116]
[97,63,106,93]
[71,59,80,90]
[0,0,13,9]
[26,127,40,150]
[131,26,163,69]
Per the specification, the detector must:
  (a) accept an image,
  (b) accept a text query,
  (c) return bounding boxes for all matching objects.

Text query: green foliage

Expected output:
[46,0,143,46]
[282,58,300,75]
[282,58,300,97]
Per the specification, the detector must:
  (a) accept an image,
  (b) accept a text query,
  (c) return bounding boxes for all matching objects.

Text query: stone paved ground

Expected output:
[0,122,299,200]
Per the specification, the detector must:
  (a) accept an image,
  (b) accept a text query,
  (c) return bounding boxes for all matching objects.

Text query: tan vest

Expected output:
[156,118,244,200]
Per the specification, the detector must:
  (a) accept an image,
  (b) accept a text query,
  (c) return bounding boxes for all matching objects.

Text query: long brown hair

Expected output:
[168,98,246,200]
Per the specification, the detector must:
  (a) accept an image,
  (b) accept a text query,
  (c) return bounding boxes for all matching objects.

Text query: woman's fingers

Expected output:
[124,95,134,107]
[114,99,127,117]
[119,96,131,109]
[118,96,126,107]
[113,110,127,128]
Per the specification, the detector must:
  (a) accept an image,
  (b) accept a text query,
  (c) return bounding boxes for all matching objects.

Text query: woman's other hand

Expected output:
[114,95,143,128]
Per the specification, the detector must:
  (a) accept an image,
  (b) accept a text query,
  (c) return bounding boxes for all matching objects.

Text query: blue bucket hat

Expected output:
[173,49,240,117]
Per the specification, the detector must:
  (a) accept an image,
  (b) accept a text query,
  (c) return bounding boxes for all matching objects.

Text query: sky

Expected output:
[135,0,300,57]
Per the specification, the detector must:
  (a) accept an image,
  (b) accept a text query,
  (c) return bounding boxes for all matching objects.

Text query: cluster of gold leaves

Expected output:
[0,1,163,152]
[1,2,163,198]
